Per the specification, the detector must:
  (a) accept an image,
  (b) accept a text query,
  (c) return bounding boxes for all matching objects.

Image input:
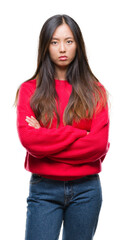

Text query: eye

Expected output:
[67,40,73,44]
[51,41,58,45]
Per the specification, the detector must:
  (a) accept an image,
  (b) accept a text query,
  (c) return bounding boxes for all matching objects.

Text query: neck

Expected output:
[54,66,67,80]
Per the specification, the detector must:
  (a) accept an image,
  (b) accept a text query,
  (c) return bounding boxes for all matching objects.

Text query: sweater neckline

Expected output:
[54,79,70,86]
[55,79,68,82]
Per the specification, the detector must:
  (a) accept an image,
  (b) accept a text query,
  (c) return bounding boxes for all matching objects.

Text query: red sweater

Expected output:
[16,78,110,181]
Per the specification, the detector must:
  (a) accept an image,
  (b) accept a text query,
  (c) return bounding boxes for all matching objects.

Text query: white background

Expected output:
[0,0,124,239]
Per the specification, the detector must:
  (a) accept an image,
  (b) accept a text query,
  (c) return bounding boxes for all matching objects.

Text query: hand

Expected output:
[25,116,41,129]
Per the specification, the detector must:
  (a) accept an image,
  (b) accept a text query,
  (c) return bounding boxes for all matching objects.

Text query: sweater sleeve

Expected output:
[47,101,110,164]
[16,82,87,158]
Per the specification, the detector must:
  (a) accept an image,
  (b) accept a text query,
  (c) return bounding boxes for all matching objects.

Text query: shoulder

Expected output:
[19,79,36,95]
[18,79,36,102]
[17,79,36,105]
[95,80,105,89]
[20,78,36,90]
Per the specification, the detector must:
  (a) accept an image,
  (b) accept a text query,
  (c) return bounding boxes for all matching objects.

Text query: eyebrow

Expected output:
[51,37,74,40]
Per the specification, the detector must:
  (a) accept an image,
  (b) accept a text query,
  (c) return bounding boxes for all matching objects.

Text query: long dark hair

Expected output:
[14,14,108,128]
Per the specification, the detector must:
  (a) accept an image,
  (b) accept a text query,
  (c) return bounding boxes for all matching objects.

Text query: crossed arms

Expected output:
[16,82,110,164]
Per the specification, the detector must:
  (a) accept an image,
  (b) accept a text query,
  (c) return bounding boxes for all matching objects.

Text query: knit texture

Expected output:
[16,79,110,181]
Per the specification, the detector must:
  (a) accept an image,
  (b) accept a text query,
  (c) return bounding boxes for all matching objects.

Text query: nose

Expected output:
[59,42,66,52]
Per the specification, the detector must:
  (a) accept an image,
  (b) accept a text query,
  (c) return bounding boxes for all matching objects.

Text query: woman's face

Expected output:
[49,23,77,69]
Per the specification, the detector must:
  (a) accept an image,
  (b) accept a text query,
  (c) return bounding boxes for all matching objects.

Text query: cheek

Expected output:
[70,46,77,58]
[49,48,57,60]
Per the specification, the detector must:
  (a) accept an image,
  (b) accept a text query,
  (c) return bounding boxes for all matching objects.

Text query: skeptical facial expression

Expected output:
[49,23,77,68]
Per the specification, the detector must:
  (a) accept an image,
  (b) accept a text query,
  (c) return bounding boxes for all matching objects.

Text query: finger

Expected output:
[30,117,39,124]
[26,117,37,124]
[27,116,38,124]
[25,115,40,129]
[25,118,34,124]
[29,123,40,129]
[27,121,39,128]
[25,117,40,128]
[35,125,40,129]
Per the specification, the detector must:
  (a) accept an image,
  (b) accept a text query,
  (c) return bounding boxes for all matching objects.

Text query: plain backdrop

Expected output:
[0,0,124,239]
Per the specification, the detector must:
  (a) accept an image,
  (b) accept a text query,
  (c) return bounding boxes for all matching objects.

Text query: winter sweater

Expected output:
[16,78,110,181]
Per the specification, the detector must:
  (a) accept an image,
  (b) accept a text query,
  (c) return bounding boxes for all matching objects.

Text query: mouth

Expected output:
[59,56,68,61]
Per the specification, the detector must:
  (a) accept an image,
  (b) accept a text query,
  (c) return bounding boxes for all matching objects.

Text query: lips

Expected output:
[59,56,68,60]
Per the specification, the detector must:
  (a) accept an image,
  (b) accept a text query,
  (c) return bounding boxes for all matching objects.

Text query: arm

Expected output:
[16,82,87,158]
[47,102,110,164]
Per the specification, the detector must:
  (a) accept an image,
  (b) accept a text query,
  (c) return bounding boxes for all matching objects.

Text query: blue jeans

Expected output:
[25,174,102,240]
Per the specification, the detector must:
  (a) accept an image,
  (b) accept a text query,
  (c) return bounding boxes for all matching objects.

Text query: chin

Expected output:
[58,61,70,66]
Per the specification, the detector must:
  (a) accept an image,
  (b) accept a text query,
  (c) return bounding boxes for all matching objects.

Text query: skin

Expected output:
[25,23,89,134]
[49,23,77,80]
[25,116,41,129]
[26,23,77,128]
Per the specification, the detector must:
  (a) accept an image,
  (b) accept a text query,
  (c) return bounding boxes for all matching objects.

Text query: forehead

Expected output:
[52,24,74,38]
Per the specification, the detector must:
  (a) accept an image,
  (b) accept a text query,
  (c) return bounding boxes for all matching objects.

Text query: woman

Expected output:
[14,14,110,240]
